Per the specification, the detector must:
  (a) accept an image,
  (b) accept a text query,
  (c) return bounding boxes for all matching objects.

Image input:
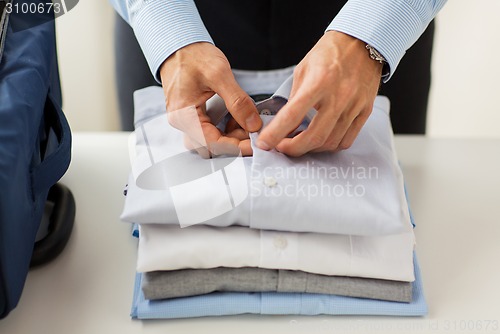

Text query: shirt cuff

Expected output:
[129,0,214,82]
[108,0,129,22]
[326,0,444,82]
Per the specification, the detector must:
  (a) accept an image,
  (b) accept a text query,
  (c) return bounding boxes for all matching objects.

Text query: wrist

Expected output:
[324,31,383,78]
[159,42,213,82]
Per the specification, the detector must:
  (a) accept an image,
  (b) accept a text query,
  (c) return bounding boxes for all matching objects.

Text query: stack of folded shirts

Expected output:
[121,68,427,320]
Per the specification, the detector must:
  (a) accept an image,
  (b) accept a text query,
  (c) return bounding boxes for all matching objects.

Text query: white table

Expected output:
[1,133,499,334]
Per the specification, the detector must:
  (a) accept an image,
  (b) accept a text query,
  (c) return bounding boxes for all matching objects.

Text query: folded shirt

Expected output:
[122,77,411,236]
[131,253,426,319]
[142,267,412,303]
[137,224,415,282]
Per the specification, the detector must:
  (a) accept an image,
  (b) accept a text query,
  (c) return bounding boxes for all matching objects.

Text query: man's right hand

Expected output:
[160,42,262,157]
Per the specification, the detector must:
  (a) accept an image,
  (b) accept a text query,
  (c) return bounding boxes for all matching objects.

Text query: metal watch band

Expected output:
[365,44,387,64]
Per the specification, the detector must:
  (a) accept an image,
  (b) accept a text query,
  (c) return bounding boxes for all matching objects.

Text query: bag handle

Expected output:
[30,94,71,195]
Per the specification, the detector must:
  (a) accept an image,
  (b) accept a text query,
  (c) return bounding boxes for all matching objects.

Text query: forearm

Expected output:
[108,0,213,82]
[327,0,447,82]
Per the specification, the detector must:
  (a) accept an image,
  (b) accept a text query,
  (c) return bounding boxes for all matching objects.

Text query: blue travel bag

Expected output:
[0,4,74,318]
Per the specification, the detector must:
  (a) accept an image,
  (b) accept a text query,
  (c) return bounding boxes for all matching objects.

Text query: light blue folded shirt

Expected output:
[130,253,426,319]
[123,80,412,236]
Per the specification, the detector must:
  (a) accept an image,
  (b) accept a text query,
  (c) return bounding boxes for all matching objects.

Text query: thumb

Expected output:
[215,74,262,132]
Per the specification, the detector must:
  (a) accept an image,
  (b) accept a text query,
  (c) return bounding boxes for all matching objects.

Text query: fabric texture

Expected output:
[112,9,435,135]
[131,253,426,319]
[192,0,346,71]
[108,0,446,82]
[122,75,412,236]
[142,267,412,303]
[136,223,415,282]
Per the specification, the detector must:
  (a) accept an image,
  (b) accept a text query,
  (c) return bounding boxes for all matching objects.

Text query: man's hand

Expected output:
[160,42,262,157]
[257,31,383,157]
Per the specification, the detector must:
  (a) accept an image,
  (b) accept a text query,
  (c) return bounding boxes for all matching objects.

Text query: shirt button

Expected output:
[264,176,277,188]
[273,235,288,250]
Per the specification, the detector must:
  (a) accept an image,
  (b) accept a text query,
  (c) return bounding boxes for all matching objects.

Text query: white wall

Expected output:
[427,0,500,138]
[56,1,500,137]
[55,0,119,131]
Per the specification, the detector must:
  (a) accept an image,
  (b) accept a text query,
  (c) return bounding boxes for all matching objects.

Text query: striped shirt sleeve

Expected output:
[109,0,446,83]
[327,0,447,82]
[109,0,213,82]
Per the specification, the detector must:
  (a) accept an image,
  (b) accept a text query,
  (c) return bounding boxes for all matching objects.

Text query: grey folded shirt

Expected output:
[142,267,412,303]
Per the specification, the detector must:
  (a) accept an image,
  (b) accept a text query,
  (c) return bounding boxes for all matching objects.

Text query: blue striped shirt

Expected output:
[110,0,447,83]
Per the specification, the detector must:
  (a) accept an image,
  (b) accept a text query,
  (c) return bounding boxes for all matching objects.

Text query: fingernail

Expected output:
[245,114,261,131]
[257,140,270,151]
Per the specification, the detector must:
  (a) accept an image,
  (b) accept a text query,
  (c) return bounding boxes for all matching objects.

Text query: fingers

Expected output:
[198,73,259,156]
[309,100,360,153]
[160,42,257,157]
[275,100,371,156]
[257,90,315,151]
[181,111,252,158]
[212,138,253,157]
[334,105,371,152]
[254,30,383,157]
[226,128,250,141]
[184,131,252,158]
[275,111,332,156]
[167,105,212,149]
[169,104,253,158]
[182,119,223,159]
[215,74,262,133]
[184,135,211,159]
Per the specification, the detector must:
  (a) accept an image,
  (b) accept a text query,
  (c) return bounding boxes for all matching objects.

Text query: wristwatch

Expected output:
[365,44,386,64]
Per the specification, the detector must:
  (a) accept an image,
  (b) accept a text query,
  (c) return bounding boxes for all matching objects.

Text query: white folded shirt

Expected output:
[121,68,412,236]
[137,223,416,282]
